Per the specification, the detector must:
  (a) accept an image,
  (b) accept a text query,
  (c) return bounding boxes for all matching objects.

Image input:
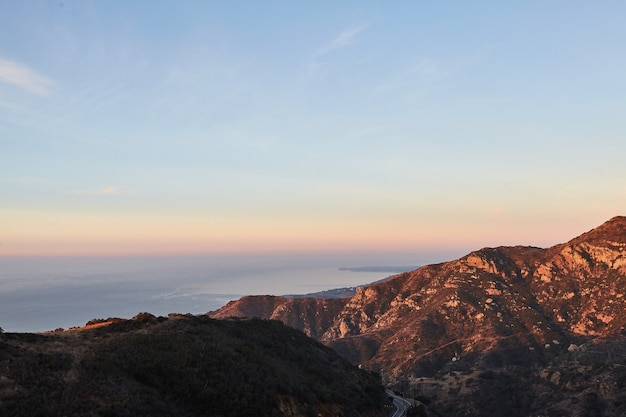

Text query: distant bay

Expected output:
[0,252,445,332]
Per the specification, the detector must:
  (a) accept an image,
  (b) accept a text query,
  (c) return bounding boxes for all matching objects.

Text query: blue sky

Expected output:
[1,1,625,255]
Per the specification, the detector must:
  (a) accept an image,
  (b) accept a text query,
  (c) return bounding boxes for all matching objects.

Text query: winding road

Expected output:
[386,390,412,417]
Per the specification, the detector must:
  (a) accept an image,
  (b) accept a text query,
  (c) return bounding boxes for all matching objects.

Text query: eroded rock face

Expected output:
[530,218,626,338]
[210,217,626,378]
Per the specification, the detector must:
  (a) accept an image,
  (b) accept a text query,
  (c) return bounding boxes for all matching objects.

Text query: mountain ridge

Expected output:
[210,217,626,376]
[210,216,626,415]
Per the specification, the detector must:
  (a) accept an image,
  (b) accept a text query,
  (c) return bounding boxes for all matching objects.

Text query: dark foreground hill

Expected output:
[211,217,626,416]
[0,314,387,417]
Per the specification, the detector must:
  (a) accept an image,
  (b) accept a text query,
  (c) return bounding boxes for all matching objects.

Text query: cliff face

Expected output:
[210,217,626,378]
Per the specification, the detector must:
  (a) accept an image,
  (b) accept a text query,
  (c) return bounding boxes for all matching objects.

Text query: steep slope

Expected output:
[322,246,568,376]
[0,314,387,417]
[210,217,626,378]
[211,295,347,339]
[533,216,626,336]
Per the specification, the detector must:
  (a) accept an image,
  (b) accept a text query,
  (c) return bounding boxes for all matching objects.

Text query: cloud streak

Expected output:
[313,24,367,60]
[305,23,368,76]
[325,25,365,53]
[0,59,54,95]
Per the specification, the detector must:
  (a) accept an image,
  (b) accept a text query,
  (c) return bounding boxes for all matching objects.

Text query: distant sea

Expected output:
[0,252,450,333]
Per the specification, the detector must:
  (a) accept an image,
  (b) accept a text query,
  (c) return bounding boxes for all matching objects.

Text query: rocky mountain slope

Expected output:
[211,217,626,416]
[0,314,387,417]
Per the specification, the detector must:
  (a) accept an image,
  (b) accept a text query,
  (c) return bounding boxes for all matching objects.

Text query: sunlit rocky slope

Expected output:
[211,216,626,416]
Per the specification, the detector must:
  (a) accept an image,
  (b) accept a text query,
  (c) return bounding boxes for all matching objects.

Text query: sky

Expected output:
[1,1,625,256]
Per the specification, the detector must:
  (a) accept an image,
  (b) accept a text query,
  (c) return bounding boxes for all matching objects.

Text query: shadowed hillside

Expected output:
[0,314,387,417]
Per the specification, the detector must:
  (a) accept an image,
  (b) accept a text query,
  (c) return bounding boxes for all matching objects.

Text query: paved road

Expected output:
[386,390,412,417]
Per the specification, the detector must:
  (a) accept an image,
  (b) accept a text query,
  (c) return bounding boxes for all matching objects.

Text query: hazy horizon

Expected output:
[0,250,448,332]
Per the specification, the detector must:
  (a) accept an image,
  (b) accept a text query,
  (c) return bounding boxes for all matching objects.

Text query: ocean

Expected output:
[0,252,452,333]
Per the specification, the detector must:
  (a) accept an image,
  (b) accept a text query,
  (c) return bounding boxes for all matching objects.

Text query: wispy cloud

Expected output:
[316,24,367,58]
[306,23,368,74]
[0,59,55,95]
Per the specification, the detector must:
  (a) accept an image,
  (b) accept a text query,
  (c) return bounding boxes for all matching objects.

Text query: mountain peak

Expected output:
[567,215,626,246]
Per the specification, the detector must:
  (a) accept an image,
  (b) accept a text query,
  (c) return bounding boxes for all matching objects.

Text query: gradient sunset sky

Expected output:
[1,2,625,256]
